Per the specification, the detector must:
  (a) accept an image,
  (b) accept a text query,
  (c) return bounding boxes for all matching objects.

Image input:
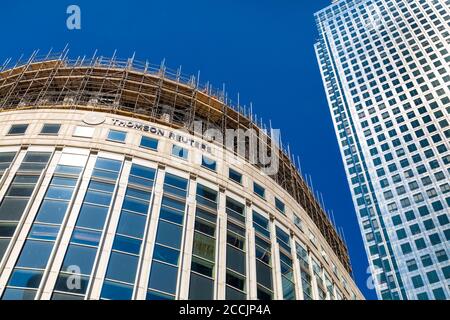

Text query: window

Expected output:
[228,169,242,184]
[275,198,285,214]
[201,156,216,171]
[107,130,127,143]
[73,126,94,138]
[253,182,265,199]
[40,124,61,135]
[172,145,188,159]
[7,124,28,135]
[54,157,122,299]
[140,136,158,150]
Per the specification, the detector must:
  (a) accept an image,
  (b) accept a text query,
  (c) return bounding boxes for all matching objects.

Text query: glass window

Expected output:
[105,252,138,284]
[116,211,146,239]
[254,183,265,199]
[275,198,285,214]
[229,169,242,184]
[70,228,102,247]
[54,273,89,295]
[16,240,53,269]
[8,269,43,288]
[155,221,182,249]
[148,261,178,294]
[152,244,180,265]
[112,235,141,255]
[2,288,36,300]
[76,204,109,230]
[226,245,246,274]
[107,130,127,143]
[201,156,217,171]
[172,145,188,159]
[61,244,97,275]
[7,124,28,135]
[29,224,60,241]
[101,280,133,300]
[140,136,159,150]
[40,124,61,135]
[189,272,214,300]
[35,200,69,224]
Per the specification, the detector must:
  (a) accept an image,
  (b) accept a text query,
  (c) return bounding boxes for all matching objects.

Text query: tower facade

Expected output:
[0,55,362,300]
[315,0,449,300]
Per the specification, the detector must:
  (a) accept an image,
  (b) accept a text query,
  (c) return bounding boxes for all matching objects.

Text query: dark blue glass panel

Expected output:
[159,206,184,225]
[29,224,60,241]
[156,221,182,249]
[146,290,174,300]
[201,156,216,171]
[35,200,68,224]
[116,211,146,238]
[101,280,133,300]
[140,136,159,150]
[71,228,102,247]
[51,177,77,187]
[2,288,36,300]
[8,269,43,288]
[152,244,180,265]
[148,261,178,294]
[164,174,188,190]
[125,188,151,201]
[88,181,115,193]
[95,158,122,172]
[105,252,138,284]
[54,273,90,294]
[122,197,149,214]
[16,240,53,269]
[161,197,185,212]
[196,185,217,202]
[76,204,109,230]
[107,130,127,142]
[112,235,141,255]
[84,190,112,206]
[61,244,97,275]
[130,164,156,180]
[46,186,74,200]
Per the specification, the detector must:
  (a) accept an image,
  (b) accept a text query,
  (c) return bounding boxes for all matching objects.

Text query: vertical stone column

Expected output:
[177,173,197,300]
[216,185,227,300]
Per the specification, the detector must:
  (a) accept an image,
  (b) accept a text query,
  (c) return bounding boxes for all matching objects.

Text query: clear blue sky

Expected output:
[0,0,377,299]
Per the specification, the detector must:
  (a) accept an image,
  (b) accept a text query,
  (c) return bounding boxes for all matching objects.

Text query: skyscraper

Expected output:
[315,0,449,300]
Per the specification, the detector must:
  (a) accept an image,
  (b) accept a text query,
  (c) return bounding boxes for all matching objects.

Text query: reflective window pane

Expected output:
[2,288,36,300]
[71,228,102,247]
[61,244,97,275]
[16,240,53,269]
[8,269,43,288]
[156,221,182,249]
[105,252,138,284]
[76,204,109,230]
[148,261,178,294]
[35,200,69,224]
[112,235,141,255]
[116,212,146,239]
[101,280,133,300]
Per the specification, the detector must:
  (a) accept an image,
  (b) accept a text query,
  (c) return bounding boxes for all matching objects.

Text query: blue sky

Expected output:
[0,0,376,299]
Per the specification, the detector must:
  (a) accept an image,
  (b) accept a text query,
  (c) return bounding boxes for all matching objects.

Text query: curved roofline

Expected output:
[0,54,352,272]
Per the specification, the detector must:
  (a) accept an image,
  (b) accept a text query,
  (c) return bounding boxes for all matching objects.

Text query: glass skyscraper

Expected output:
[315,0,449,300]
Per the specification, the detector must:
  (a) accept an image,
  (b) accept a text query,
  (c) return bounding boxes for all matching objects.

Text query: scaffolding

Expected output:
[0,50,352,273]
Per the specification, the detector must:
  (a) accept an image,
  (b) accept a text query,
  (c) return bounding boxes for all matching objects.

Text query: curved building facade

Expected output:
[0,56,363,300]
